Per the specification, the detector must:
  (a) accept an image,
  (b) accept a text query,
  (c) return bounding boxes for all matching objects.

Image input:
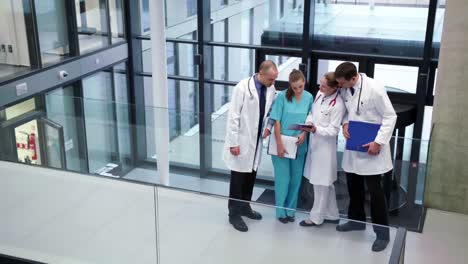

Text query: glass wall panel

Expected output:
[210,83,236,173]
[75,0,110,53]
[43,123,62,169]
[141,39,151,72]
[317,60,359,84]
[420,105,433,165]
[211,0,228,13]
[114,63,133,174]
[113,63,133,174]
[109,0,125,43]
[142,39,196,77]
[165,0,197,39]
[82,71,117,173]
[0,1,31,81]
[140,0,150,35]
[374,64,418,94]
[266,55,301,82]
[313,1,430,57]
[45,65,131,175]
[35,0,71,65]
[139,0,198,39]
[46,86,88,173]
[144,77,199,167]
[211,0,303,46]
[211,47,254,82]
[432,0,445,58]
[211,18,231,116]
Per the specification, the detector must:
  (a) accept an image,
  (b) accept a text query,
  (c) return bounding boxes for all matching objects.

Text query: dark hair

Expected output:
[335,62,358,81]
[323,72,339,88]
[286,69,305,102]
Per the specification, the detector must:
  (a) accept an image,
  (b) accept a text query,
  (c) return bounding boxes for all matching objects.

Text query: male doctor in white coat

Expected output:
[223,60,278,232]
[334,62,397,252]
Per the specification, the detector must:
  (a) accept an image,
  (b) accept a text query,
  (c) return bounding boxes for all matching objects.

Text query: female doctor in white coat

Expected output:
[299,72,345,227]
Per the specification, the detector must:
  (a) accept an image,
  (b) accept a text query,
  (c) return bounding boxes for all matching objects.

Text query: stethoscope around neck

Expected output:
[314,91,339,115]
[352,73,364,116]
[314,91,339,107]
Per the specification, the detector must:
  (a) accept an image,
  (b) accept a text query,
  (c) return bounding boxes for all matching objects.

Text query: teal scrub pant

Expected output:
[272,154,306,218]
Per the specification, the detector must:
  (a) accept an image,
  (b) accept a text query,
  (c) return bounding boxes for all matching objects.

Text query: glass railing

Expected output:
[0,160,407,263]
[0,94,430,235]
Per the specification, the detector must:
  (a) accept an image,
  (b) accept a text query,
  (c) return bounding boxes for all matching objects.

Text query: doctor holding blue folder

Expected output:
[334,62,397,252]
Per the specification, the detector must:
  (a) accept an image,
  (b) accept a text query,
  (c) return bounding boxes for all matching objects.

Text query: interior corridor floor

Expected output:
[0,161,467,263]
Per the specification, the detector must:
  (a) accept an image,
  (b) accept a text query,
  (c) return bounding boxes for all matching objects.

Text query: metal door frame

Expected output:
[39,117,67,169]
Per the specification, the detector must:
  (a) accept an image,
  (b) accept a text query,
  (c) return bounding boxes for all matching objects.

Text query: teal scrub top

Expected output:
[269,90,313,155]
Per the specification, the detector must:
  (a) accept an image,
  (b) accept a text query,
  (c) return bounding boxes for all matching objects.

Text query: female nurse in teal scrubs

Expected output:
[269,69,313,223]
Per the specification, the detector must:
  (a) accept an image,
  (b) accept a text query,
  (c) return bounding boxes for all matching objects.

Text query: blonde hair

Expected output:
[323,72,338,89]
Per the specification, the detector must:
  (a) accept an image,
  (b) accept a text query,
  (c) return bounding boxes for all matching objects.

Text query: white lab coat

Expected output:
[222,76,276,173]
[303,91,345,186]
[341,73,397,175]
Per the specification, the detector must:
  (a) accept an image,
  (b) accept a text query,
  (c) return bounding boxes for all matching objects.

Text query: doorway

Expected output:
[0,99,66,169]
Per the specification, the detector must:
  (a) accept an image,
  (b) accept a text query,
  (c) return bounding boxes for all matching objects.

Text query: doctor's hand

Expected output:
[300,122,315,133]
[262,128,271,139]
[277,143,288,158]
[230,146,240,156]
[343,123,350,139]
[362,142,381,155]
[296,132,307,146]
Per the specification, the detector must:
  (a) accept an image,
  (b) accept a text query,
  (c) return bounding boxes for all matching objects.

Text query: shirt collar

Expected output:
[322,90,338,100]
[353,74,362,90]
[254,74,264,91]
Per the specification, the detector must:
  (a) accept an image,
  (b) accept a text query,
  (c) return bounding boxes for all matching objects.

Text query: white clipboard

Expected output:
[267,134,298,159]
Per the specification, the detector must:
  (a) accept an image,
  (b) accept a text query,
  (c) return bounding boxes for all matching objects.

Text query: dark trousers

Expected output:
[228,170,257,216]
[346,172,390,240]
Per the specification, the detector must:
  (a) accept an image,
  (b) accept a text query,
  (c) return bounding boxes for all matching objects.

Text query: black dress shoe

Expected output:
[372,238,389,252]
[299,220,318,227]
[287,216,295,222]
[241,209,262,220]
[278,217,289,224]
[336,222,366,232]
[229,216,248,232]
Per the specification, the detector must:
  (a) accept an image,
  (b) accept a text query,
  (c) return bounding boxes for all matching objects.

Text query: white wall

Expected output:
[0,0,30,66]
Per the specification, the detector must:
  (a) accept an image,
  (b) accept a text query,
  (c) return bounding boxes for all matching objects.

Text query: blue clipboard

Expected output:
[345,121,381,152]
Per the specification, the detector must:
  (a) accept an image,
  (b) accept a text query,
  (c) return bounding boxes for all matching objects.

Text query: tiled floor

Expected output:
[406,210,468,264]
[0,161,394,263]
[124,167,265,201]
[0,161,158,264]
[157,187,395,264]
[1,161,468,263]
